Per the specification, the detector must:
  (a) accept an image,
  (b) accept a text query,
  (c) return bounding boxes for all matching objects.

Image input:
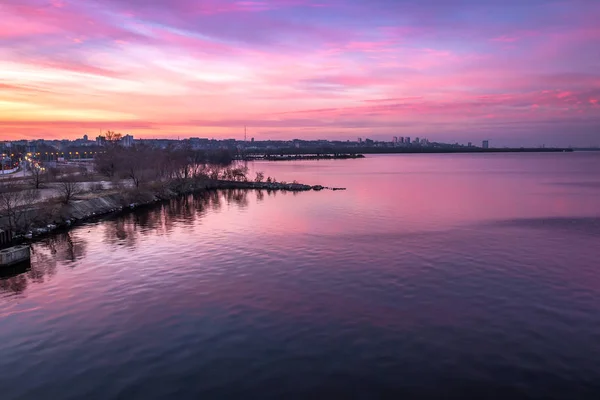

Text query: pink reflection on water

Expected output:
[1,153,599,332]
[250,153,600,233]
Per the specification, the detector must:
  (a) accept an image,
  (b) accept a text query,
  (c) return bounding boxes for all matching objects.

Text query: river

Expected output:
[1,153,600,399]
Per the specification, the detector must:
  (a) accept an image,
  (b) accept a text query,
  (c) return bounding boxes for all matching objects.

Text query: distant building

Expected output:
[405,137,411,144]
[121,134,135,147]
[482,140,489,149]
[468,142,472,147]
[96,135,106,146]
[393,136,398,144]
[83,134,88,141]
[188,137,210,149]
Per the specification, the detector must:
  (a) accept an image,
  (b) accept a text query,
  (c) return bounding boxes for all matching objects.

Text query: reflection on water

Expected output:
[1,154,600,399]
[101,189,254,250]
[490,216,600,236]
[0,263,31,294]
[1,190,256,297]
[0,232,86,295]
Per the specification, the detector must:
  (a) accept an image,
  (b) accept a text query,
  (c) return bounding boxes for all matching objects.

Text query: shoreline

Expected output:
[1,179,344,249]
[241,148,573,157]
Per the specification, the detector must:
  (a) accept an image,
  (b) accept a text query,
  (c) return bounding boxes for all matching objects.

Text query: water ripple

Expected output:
[2,154,600,399]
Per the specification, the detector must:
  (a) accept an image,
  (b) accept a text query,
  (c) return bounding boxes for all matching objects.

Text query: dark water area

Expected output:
[1,153,600,399]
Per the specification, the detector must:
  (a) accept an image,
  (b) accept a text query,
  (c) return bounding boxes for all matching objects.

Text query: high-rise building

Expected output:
[121,134,135,147]
[393,136,398,144]
[405,137,411,144]
[399,137,405,144]
[83,134,88,141]
[468,142,472,147]
[482,140,489,149]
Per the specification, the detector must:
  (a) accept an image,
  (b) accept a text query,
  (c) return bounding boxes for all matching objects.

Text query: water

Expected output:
[1,153,600,399]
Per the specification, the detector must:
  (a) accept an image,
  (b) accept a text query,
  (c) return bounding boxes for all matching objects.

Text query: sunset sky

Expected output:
[1,0,599,145]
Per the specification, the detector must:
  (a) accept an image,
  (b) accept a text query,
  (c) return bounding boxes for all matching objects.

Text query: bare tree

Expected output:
[95,145,122,178]
[94,144,236,188]
[255,171,265,183]
[58,179,82,204]
[122,147,151,189]
[104,130,122,143]
[189,150,210,179]
[208,166,222,180]
[0,184,41,232]
[29,165,45,189]
[94,131,124,178]
[232,166,248,181]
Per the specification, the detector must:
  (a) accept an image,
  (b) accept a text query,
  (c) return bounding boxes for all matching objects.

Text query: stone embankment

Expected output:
[243,154,365,161]
[0,245,30,266]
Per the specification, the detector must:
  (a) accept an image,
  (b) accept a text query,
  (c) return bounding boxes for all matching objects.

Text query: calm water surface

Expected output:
[1,153,600,399]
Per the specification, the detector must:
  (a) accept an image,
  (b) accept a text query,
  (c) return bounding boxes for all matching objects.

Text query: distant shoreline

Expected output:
[240,147,573,160]
[352,147,574,154]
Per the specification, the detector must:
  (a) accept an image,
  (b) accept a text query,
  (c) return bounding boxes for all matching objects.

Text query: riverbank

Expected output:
[1,179,344,247]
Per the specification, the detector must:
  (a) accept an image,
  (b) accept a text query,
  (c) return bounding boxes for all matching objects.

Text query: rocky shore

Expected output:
[243,154,365,161]
[205,180,345,191]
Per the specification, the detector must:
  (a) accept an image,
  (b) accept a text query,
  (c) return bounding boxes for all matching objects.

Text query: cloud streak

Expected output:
[0,0,599,145]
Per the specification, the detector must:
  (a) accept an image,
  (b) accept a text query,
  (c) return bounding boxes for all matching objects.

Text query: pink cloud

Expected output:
[0,0,598,145]
[0,83,52,93]
[491,35,518,43]
[51,0,66,8]
[363,97,424,103]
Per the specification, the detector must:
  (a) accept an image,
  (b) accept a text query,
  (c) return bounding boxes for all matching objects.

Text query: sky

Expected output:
[0,0,599,146]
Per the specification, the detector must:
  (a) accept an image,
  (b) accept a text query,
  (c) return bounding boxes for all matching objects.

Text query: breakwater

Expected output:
[242,148,573,157]
[206,180,345,191]
[242,154,365,161]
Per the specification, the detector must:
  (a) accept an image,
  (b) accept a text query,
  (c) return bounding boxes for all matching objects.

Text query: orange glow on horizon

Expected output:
[0,0,599,146]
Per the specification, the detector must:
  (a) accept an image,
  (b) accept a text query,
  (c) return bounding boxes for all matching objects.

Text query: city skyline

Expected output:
[1,0,599,146]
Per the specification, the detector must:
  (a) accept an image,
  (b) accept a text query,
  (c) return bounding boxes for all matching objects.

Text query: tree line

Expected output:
[0,138,251,236]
